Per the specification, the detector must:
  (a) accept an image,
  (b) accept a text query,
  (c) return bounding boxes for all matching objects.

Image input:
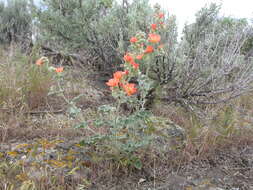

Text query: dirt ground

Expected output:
[1,123,252,190]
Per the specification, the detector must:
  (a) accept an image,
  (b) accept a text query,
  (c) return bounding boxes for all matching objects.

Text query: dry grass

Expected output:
[0,47,55,113]
[152,92,253,161]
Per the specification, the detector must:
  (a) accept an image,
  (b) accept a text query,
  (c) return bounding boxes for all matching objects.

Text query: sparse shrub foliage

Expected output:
[36,0,154,72]
[0,0,33,45]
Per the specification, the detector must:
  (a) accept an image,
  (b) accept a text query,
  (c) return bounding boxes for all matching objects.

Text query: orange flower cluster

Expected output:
[124,53,133,62]
[107,71,128,87]
[148,33,161,43]
[130,60,139,69]
[106,41,144,96]
[106,9,167,98]
[106,69,137,96]
[35,57,45,65]
[35,57,64,73]
[152,11,165,30]
[55,67,64,73]
[106,78,120,87]
[123,83,137,96]
[136,54,144,60]
[151,24,157,30]
[145,45,154,53]
[145,11,166,53]
[130,37,138,43]
[114,71,129,80]
[123,53,140,69]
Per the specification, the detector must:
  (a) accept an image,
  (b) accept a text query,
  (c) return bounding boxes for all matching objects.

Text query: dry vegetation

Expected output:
[0,46,252,190]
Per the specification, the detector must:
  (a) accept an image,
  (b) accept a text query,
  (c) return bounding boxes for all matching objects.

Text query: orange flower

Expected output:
[123,53,133,62]
[158,12,164,18]
[55,67,64,73]
[35,57,44,65]
[130,60,139,69]
[130,37,138,43]
[113,71,123,80]
[151,24,157,30]
[148,33,161,43]
[113,71,128,80]
[123,83,137,96]
[136,54,144,60]
[144,46,154,54]
[133,63,139,69]
[106,78,119,87]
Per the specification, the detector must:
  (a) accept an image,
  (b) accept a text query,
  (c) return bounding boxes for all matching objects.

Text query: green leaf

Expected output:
[94,119,106,127]
[68,105,81,117]
[133,158,142,170]
[74,121,89,129]
[98,105,116,113]
[77,140,86,147]
[82,135,107,145]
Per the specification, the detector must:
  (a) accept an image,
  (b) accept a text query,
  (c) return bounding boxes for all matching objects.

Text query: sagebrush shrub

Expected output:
[36,0,154,72]
[0,0,32,45]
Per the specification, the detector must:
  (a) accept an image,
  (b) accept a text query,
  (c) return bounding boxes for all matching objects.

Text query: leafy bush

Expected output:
[78,107,155,169]
[36,0,154,72]
[75,9,184,169]
[0,0,32,45]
